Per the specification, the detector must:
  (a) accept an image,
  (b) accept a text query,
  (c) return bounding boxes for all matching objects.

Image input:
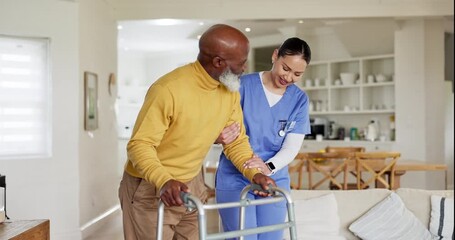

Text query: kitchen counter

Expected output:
[301,139,394,152]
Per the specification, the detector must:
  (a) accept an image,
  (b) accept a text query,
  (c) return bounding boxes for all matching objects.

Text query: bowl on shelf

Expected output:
[340,72,357,85]
[375,74,388,82]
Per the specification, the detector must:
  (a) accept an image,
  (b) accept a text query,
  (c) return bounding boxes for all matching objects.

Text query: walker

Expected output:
[156,184,298,240]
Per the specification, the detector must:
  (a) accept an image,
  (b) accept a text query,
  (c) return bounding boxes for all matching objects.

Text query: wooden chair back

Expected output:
[325,146,365,189]
[288,153,308,189]
[303,152,352,190]
[355,152,401,190]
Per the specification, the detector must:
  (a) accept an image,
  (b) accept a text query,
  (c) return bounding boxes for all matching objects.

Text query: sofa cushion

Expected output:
[396,188,454,228]
[429,195,454,239]
[291,189,391,239]
[283,193,345,240]
[348,192,433,240]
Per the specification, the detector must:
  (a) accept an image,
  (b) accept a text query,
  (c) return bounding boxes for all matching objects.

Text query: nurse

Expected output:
[215,37,312,240]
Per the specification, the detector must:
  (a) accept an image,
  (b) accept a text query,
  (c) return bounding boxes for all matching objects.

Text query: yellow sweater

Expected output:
[125,61,260,190]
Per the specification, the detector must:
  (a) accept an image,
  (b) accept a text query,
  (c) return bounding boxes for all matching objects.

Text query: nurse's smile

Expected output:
[278,77,289,86]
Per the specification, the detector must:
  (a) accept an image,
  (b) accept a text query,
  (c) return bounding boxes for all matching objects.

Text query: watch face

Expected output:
[268,162,276,170]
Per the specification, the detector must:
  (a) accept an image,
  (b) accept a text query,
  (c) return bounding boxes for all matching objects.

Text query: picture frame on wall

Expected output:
[84,71,98,131]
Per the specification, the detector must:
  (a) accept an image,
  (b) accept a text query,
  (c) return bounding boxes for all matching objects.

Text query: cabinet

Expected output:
[299,54,395,142]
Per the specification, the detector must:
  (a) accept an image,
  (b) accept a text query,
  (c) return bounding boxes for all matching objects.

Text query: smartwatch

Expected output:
[266,162,276,172]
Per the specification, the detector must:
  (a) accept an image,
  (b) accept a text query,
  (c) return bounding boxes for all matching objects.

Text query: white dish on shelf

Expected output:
[375,74,388,82]
[305,79,312,87]
[340,72,357,85]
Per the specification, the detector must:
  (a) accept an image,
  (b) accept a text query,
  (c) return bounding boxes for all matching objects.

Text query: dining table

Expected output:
[385,159,448,190]
[287,155,449,190]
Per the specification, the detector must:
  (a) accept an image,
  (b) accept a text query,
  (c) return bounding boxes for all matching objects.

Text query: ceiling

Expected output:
[108,0,453,54]
[117,17,454,54]
[117,18,343,53]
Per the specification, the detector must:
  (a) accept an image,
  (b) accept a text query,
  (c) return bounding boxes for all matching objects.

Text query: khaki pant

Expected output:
[119,171,208,240]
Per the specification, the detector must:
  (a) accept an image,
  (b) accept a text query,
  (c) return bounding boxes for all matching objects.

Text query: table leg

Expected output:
[391,171,405,190]
[375,171,404,190]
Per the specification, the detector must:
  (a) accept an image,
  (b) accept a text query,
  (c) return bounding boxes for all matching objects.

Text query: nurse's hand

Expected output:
[243,156,271,175]
[252,173,276,197]
[214,122,240,145]
[160,179,190,207]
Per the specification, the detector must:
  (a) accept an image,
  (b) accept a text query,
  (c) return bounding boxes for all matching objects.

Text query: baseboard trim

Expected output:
[80,204,121,239]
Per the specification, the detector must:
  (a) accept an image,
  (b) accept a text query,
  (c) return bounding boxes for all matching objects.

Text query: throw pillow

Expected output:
[429,195,454,239]
[349,192,433,240]
[283,193,345,240]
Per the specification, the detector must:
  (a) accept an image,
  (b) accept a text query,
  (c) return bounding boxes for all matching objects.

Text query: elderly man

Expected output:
[118,24,276,240]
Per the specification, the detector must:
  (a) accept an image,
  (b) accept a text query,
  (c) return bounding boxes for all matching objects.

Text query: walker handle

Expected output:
[250,183,275,195]
[179,191,195,211]
[180,191,191,204]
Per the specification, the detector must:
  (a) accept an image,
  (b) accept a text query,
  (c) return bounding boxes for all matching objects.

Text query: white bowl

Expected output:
[340,72,357,85]
[375,74,388,82]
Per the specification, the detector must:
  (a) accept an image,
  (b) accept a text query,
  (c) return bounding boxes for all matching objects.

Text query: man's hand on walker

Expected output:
[160,180,190,207]
[252,173,276,197]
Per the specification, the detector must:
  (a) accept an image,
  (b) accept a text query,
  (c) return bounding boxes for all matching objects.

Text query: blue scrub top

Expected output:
[216,72,310,190]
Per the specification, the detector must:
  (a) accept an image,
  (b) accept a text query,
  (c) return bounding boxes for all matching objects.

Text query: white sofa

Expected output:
[289,188,454,240]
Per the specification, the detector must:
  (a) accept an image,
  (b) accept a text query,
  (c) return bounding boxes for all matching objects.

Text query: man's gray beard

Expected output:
[219,68,240,92]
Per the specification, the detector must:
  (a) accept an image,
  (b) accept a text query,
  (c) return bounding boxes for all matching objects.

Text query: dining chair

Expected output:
[354,152,401,190]
[304,152,352,190]
[288,153,307,189]
[325,146,365,190]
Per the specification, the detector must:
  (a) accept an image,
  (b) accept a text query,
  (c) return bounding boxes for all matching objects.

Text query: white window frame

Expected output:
[0,35,51,160]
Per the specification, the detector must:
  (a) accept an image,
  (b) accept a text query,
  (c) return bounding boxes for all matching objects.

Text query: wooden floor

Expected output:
[84,200,220,240]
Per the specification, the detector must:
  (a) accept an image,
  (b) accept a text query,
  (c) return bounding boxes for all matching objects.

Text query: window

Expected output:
[0,35,51,159]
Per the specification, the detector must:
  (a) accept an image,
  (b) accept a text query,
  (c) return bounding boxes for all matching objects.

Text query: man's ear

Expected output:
[212,56,225,68]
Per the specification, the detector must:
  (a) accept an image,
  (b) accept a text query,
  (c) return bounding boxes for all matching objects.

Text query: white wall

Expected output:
[145,50,199,85]
[117,48,198,88]
[422,19,446,190]
[78,0,119,238]
[395,19,447,189]
[116,49,198,139]
[301,29,352,61]
[0,0,81,238]
[117,51,147,86]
